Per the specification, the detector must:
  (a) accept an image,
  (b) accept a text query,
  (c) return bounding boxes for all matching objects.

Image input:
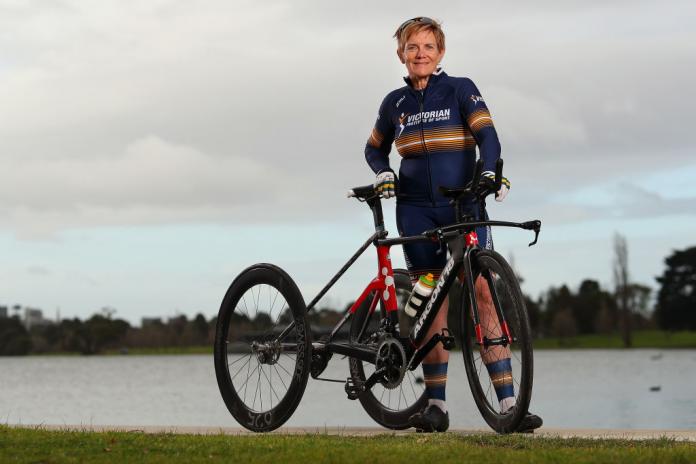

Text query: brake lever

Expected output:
[423,228,447,255]
[435,228,446,255]
[520,220,542,246]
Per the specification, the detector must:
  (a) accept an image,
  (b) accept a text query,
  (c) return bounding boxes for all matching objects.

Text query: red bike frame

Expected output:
[346,245,397,316]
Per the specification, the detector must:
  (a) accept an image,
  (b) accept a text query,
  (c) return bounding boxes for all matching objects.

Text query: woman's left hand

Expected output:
[479,171,510,202]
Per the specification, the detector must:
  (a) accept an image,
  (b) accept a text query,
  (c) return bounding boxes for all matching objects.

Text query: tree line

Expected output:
[1,244,694,355]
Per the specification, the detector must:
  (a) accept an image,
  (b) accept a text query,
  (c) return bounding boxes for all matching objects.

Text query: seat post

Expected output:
[366,197,385,233]
[454,198,462,223]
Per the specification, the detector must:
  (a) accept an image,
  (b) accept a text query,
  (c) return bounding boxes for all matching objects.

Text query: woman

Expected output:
[364,17,541,433]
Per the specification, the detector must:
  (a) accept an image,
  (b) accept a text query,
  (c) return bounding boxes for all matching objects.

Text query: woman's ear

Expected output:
[396,48,406,64]
[438,47,446,64]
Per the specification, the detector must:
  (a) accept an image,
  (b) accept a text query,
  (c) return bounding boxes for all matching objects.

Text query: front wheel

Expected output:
[459,250,533,434]
[214,264,310,432]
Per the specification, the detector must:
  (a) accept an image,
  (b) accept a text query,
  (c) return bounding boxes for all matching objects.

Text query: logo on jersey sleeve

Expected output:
[470,95,485,105]
[396,95,406,108]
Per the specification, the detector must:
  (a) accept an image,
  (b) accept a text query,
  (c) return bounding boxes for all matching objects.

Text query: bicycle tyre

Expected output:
[214,264,310,432]
[349,269,428,429]
[459,250,533,434]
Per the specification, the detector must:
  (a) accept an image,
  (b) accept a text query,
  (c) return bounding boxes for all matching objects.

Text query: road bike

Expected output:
[213,159,541,433]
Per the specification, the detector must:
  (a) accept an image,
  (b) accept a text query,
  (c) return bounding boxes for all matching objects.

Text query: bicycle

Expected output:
[213,159,541,433]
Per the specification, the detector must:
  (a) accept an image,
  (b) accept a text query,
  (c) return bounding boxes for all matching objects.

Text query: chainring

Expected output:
[374,335,407,389]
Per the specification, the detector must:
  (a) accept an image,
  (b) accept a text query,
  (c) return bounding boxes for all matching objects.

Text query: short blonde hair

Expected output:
[394,17,445,52]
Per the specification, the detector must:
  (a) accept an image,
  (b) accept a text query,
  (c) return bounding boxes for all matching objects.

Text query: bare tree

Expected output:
[613,233,631,347]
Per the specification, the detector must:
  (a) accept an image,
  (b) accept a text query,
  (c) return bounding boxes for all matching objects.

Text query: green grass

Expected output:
[534,330,696,349]
[1,426,694,464]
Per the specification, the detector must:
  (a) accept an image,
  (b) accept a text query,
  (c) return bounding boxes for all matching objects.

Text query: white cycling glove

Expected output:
[374,171,396,198]
[481,170,511,202]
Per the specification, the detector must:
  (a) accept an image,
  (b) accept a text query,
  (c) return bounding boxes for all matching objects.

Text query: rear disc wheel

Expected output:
[349,269,428,429]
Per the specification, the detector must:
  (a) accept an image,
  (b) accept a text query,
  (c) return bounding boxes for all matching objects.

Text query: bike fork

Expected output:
[463,247,513,348]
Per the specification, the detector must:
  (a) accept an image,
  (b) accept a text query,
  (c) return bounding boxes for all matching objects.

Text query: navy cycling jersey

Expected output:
[365,69,501,206]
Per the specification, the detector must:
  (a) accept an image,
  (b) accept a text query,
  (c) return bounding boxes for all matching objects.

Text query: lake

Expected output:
[1,350,695,430]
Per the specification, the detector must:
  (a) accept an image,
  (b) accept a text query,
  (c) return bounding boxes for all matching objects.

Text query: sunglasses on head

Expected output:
[396,17,437,36]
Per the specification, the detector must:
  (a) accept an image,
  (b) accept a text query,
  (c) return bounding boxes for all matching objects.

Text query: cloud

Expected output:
[0,0,694,238]
[0,135,308,236]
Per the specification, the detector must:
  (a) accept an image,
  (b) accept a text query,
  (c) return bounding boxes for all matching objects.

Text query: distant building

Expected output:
[24,307,51,330]
[0,306,7,318]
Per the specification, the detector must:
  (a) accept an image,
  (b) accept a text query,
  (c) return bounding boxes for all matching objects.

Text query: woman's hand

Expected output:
[478,171,510,202]
[375,171,397,198]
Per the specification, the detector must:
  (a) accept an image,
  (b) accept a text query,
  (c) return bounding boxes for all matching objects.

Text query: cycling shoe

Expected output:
[408,405,449,433]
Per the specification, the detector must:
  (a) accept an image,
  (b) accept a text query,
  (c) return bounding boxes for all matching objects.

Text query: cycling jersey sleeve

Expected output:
[365,95,396,174]
[458,78,501,172]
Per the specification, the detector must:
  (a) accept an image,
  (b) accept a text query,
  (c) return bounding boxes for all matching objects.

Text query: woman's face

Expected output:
[398,29,445,80]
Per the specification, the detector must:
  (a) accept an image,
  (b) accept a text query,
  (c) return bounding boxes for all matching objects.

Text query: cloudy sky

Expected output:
[1,0,694,324]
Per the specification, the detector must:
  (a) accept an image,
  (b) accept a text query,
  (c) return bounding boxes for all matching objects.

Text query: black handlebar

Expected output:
[347,158,541,246]
[437,158,503,202]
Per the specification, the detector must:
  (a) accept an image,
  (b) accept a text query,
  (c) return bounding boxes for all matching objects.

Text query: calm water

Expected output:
[1,350,695,430]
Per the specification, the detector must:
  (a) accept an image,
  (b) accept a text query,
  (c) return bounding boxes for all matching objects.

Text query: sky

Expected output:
[1,0,695,325]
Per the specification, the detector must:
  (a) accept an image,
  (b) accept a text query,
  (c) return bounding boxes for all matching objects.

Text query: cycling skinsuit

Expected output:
[364,69,502,281]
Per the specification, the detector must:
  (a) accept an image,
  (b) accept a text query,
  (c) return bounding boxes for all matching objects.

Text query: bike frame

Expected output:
[274,190,540,369]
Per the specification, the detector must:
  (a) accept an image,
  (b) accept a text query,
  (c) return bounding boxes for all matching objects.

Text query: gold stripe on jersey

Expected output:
[395,125,476,157]
[367,127,384,148]
[467,109,494,133]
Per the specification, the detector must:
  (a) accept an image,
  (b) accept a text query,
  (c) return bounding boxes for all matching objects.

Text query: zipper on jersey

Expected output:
[417,90,435,206]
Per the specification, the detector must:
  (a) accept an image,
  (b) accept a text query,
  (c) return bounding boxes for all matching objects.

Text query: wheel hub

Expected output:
[251,340,281,365]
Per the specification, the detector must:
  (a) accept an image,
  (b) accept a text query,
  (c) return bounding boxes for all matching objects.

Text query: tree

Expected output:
[613,233,632,347]
[542,284,574,334]
[573,279,602,334]
[655,246,696,330]
[551,308,578,344]
[0,316,32,355]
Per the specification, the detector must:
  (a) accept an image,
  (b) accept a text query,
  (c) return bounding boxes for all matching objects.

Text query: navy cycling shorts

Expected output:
[396,202,493,283]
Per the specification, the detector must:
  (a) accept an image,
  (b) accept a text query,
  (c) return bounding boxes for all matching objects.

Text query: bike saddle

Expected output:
[347,184,378,201]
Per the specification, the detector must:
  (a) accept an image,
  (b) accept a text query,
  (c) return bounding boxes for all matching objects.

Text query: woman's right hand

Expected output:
[375,171,397,198]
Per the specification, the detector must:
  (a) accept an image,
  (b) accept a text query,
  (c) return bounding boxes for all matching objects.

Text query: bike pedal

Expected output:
[441,336,455,351]
[344,378,364,400]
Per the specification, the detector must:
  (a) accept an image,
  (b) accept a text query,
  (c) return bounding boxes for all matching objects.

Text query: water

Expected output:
[1,350,695,430]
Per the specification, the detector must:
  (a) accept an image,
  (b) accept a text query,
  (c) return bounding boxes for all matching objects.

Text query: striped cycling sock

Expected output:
[485,358,515,411]
[422,362,448,410]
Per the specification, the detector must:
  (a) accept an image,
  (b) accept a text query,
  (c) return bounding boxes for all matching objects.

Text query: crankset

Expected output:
[374,335,407,389]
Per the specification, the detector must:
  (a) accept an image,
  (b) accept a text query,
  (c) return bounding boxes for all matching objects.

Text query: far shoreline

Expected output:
[2,330,695,357]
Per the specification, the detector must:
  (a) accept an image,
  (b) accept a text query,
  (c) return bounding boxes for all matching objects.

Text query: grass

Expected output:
[533,330,696,349]
[1,426,694,464]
